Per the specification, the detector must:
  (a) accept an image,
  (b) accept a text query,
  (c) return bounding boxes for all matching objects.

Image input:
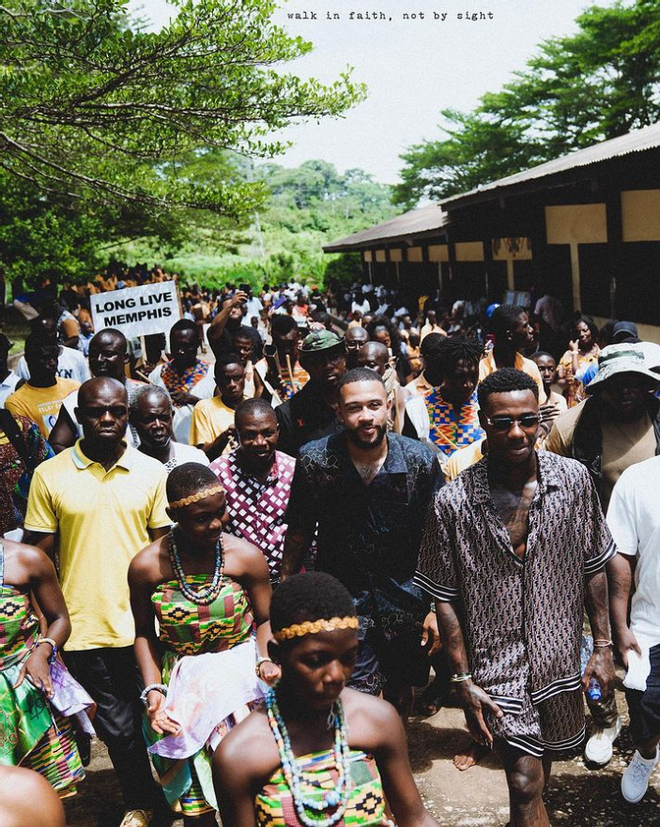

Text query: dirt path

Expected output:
[63,688,658,827]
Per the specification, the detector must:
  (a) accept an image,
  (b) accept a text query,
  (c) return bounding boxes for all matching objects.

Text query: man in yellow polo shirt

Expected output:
[25,377,170,827]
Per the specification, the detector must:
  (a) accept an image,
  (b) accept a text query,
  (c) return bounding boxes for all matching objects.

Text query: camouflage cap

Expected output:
[299,329,344,353]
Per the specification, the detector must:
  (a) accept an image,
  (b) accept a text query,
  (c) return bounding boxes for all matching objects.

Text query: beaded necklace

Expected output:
[266,687,352,827]
[168,528,224,605]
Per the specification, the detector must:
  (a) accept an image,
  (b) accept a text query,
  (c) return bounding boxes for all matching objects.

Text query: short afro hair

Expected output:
[24,332,58,359]
[489,305,526,342]
[337,367,385,393]
[166,462,222,506]
[270,572,356,639]
[214,352,245,372]
[169,318,199,349]
[234,397,277,431]
[129,384,172,420]
[477,367,539,409]
[271,314,299,337]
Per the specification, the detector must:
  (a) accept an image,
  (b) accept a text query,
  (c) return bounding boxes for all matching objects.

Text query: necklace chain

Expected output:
[266,688,352,827]
[168,529,224,605]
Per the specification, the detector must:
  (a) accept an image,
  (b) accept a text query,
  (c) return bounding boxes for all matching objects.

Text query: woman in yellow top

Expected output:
[557,317,600,407]
[478,305,544,399]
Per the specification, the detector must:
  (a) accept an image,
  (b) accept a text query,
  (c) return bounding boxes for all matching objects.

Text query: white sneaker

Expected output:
[584,716,622,764]
[621,747,659,803]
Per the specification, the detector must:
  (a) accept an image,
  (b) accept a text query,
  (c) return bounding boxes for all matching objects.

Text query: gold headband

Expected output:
[273,616,359,641]
[168,486,225,510]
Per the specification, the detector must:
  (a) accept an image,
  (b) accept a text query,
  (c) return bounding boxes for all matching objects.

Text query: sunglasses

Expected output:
[484,414,540,431]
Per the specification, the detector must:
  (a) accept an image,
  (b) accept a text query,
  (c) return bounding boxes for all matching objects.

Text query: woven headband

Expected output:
[168,485,225,510]
[273,616,359,641]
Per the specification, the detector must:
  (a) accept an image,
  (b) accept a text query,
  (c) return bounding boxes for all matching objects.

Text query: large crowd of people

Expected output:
[1,271,659,827]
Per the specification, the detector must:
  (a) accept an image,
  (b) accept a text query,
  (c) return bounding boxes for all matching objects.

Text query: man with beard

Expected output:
[275,330,346,458]
[211,398,295,583]
[281,368,442,715]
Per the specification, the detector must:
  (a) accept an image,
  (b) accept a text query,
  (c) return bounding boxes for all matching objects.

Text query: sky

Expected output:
[130,0,610,184]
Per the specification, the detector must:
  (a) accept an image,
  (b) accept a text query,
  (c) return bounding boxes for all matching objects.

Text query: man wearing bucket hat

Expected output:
[546,343,660,766]
[275,329,347,457]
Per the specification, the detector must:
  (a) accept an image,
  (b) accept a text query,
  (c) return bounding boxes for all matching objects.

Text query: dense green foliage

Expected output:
[394,0,660,207]
[0,0,366,288]
[109,160,395,287]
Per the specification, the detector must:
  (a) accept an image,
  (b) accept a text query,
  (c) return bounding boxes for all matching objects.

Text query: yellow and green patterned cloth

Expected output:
[146,573,255,817]
[0,582,84,797]
[255,748,388,826]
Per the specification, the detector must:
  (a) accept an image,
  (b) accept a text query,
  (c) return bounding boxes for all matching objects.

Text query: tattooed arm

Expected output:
[436,600,503,746]
[584,569,616,697]
[606,553,640,667]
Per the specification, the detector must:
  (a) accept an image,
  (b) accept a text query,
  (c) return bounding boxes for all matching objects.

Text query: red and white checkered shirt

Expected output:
[210,449,296,581]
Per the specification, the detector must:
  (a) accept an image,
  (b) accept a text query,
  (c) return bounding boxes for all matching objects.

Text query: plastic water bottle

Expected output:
[587,677,602,702]
[581,635,602,702]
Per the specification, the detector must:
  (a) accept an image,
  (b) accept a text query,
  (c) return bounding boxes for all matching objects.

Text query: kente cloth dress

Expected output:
[0,542,91,797]
[255,749,388,826]
[145,574,262,817]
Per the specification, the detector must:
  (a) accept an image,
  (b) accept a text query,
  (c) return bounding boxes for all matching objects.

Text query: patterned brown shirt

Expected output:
[415,451,616,712]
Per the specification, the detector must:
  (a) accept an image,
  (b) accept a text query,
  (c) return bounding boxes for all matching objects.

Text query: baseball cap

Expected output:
[612,321,638,342]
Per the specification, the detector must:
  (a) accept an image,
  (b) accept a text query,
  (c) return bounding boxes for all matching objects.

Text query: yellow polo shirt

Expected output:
[24,441,170,651]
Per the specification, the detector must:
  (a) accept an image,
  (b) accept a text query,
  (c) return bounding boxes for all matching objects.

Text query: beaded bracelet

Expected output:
[450,672,472,683]
[140,684,168,705]
[37,637,58,664]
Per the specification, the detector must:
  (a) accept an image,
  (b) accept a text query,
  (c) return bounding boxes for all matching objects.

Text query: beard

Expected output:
[345,421,388,450]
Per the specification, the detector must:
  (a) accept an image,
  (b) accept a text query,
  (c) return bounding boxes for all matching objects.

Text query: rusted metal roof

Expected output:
[441,122,660,210]
[323,203,449,252]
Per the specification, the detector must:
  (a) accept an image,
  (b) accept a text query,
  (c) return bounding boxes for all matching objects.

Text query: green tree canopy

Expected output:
[394,0,660,208]
[1,0,365,216]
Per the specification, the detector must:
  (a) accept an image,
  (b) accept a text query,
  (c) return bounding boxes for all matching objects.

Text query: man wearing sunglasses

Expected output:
[417,367,616,827]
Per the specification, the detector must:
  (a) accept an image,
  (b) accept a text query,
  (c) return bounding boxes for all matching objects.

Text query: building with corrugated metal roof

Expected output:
[324,123,660,342]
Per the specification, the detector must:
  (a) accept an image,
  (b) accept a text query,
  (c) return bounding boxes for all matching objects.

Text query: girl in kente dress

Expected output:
[129,463,279,826]
[0,538,93,797]
[212,572,442,827]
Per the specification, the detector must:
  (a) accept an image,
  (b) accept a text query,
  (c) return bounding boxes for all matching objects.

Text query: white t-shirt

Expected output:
[17,346,90,384]
[606,454,660,645]
[166,441,210,471]
[351,299,371,315]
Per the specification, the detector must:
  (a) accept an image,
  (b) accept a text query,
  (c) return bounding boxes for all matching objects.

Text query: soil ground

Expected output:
[63,688,659,827]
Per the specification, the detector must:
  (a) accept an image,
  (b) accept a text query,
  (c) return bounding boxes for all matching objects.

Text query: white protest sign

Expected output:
[90,281,181,338]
